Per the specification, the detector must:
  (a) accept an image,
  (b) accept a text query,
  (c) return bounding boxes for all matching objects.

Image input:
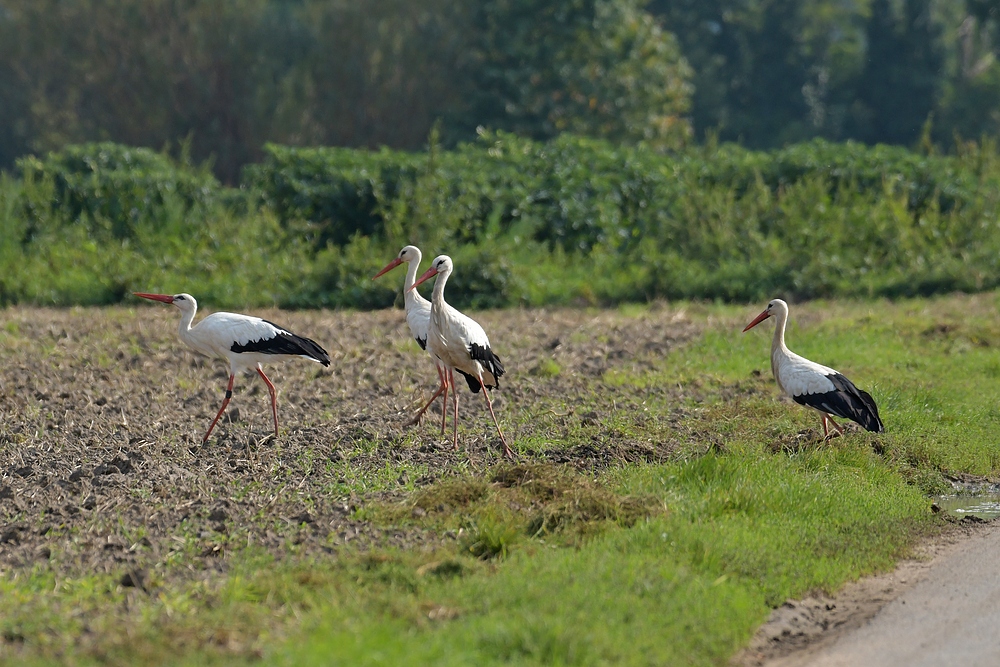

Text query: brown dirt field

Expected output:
[0,303,702,583]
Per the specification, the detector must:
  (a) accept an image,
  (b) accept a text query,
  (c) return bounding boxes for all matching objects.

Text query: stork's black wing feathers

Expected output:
[415,336,427,350]
[792,373,884,432]
[468,343,504,384]
[453,343,504,394]
[232,320,331,366]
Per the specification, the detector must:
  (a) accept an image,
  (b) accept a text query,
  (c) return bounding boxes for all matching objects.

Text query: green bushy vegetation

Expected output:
[4,135,1000,308]
[15,142,221,244]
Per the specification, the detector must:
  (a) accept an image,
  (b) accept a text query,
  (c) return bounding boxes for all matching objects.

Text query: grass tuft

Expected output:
[409,478,492,514]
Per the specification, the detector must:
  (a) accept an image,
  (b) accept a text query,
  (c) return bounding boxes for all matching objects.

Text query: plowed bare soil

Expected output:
[0,304,701,584]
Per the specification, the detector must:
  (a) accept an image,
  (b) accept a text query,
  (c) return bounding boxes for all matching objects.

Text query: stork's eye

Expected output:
[175,295,185,301]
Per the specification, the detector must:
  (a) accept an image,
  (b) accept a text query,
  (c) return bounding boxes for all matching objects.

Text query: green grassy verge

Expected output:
[4,293,1000,665]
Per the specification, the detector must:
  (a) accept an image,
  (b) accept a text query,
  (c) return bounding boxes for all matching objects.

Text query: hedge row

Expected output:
[3,134,999,307]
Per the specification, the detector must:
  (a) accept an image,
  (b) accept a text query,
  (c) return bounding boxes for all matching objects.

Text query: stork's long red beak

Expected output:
[743,309,770,332]
[408,267,438,292]
[372,257,403,280]
[133,292,175,304]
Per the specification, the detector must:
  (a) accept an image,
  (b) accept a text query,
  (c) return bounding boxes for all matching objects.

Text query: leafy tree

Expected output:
[849,0,944,145]
[457,0,693,149]
[0,0,470,181]
[935,0,1000,141]
[647,0,869,147]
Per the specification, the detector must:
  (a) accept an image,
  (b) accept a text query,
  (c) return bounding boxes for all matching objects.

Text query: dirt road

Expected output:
[795,519,1000,666]
[737,518,1000,667]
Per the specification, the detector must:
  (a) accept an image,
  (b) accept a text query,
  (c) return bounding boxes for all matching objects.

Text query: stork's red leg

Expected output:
[256,366,279,436]
[821,414,844,440]
[479,375,512,459]
[449,368,460,451]
[404,364,447,428]
[203,374,236,443]
[439,366,449,435]
[826,415,844,436]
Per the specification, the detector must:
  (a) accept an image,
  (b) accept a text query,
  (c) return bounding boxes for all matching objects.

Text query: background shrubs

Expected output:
[3,135,1000,309]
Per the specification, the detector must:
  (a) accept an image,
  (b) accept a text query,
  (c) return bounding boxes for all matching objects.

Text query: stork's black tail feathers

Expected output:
[852,386,884,432]
[288,333,331,367]
[793,373,884,433]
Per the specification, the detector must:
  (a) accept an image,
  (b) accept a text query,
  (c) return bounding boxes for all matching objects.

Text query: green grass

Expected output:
[4,294,1000,665]
[273,445,926,666]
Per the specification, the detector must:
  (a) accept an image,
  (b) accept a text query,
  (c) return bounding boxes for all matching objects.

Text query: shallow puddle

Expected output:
[936,491,1000,520]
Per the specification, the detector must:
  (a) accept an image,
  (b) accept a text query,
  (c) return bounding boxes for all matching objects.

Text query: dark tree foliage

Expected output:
[849,0,943,145]
[730,0,812,147]
[648,0,986,150]
[455,0,692,149]
[0,0,477,182]
[648,0,828,145]
[0,0,690,180]
[4,0,1000,176]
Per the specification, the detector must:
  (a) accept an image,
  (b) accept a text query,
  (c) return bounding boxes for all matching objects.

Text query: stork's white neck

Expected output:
[403,256,423,308]
[177,303,198,342]
[431,265,452,310]
[771,305,790,357]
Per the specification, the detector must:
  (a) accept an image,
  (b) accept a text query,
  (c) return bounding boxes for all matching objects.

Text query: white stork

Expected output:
[134,292,330,442]
[410,255,513,458]
[743,298,884,436]
[372,245,448,429]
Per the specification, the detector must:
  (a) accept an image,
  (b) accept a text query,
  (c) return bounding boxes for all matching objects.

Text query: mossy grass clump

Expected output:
[375,463,666,557]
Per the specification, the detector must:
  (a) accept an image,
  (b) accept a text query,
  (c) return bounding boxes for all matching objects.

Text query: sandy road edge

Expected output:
[730,516,1000,667]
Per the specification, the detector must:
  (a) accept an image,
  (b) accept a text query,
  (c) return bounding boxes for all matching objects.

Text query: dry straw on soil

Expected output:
[0,304,699,581]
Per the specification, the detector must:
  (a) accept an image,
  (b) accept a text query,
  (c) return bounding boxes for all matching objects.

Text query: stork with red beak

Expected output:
[410,255,512,458]
[134,292,330,442]
[372,245,448,429]
[743,299,884,436]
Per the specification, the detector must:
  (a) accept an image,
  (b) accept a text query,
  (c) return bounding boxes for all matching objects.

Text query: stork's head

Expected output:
[372,245,422,280]
[134,292,197,314]
[743,298,788,332]
[409,255,453,291]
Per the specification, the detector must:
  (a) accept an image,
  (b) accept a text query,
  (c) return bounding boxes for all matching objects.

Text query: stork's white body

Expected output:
[769,338,841,400]
[411,255,511,458]
[745,299,884,435]
[426,299,500,390]
[177,311,315,372]
[373,246,449,428]
[135,292,330,442]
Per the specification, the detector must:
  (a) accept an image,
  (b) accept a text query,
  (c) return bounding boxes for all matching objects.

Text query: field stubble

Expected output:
[0,303,703,584]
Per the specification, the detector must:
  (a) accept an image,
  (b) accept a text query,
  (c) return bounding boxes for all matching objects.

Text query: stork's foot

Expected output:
[820,415,845,441]
[402,412,424,428]
[403,385,446,429]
